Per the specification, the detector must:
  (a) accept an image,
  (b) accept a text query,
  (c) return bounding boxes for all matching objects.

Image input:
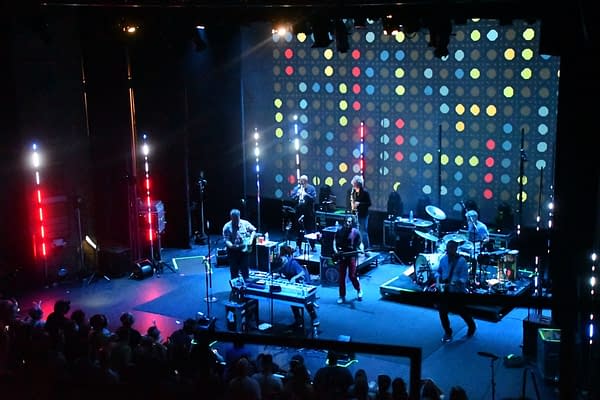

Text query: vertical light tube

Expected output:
[294,116,300,180]
[254,128,261,232]
[142,134,154,259]
[359,120,365,182]
[31,143,48,281]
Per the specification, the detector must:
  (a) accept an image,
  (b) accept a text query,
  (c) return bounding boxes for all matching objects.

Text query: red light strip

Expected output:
[32,145,47,259]
[142,136,154,249]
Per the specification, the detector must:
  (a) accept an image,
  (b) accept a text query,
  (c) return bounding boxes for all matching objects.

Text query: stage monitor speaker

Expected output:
[132,259,154,280]
[320,257,339,286]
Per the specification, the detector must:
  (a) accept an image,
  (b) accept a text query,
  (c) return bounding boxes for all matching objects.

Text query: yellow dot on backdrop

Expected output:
[297,33,307,42]
[486,104,497,117]
[395,85,406,96]
[470,104,481,116]
[339,177,348,186]
[441,154,449,165]
[395,68,405,78]
[521,68,532,79]
[324,177,334,186]
[324,48,334,60]
[455,104,465,115]
[339,83,348,94]
[521,48,534,60]
[275,112,284,122]
[503,86,514,98]
[339,116,348,126]
[455,121,465,132]
[470,30,481,41]
[395,31,406,42]
[274,98,283,108]
[522,28,535,41]
[469,68,481,79]
[504,48,516,60]
[275,127,284,138]
[423,153,433,164]
[339,100,348,111]
[339,163,349,173]
[469,155,479,167]
[454,155,464,166]
[324,65,334,77]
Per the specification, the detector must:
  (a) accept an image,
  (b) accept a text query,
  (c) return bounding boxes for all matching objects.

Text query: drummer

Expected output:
[464,210,490,251]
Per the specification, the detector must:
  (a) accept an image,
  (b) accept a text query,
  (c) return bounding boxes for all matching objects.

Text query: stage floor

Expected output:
[379,265,534,321]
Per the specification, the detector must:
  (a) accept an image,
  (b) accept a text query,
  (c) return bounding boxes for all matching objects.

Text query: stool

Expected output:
[225,299,259,333]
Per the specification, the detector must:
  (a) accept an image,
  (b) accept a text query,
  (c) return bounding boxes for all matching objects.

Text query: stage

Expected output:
[379,264,535,322]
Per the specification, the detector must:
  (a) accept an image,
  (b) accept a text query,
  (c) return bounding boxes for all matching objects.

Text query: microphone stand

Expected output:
[477,351,499,400]
[204,221,217,317]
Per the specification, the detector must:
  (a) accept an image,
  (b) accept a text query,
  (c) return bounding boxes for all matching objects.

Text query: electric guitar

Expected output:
[240,231,256,253]
[332,249,363,262]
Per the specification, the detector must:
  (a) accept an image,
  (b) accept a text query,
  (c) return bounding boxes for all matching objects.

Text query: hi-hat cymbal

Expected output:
[425,205,447,220]
[414,230,439,242]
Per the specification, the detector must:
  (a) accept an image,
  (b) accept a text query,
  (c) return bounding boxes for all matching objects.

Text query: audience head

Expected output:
[449,385,468,400]
[119,312,135,327]
[54,299,71,315]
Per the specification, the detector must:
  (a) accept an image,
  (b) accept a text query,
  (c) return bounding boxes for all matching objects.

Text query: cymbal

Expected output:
[425,205,446,220]
[414,230,438,242]
[411,218,433,228]
[443,233,467,244]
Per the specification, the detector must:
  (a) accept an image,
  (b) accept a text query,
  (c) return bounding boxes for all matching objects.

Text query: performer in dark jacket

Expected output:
[333,217,363,304]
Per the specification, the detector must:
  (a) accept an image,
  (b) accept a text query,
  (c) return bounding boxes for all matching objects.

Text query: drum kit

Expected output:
[410,204,520,289]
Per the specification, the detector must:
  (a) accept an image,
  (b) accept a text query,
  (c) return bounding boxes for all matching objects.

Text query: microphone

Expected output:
[477,351,499,361]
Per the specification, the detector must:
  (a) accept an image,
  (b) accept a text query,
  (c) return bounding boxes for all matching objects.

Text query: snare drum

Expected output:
[414,253,443,285]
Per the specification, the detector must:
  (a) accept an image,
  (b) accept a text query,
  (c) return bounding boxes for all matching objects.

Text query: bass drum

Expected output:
[414,253,443,286]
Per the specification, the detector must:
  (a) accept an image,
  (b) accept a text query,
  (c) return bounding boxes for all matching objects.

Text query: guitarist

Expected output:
[435,240,476,343]
[222,209,256,280]
[333,217,363,304]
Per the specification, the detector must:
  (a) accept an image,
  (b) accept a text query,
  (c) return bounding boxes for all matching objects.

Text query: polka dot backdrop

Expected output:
[265,19,559,226]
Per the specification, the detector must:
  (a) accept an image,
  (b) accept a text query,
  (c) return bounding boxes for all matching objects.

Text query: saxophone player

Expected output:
[350,175,372,250]
[290,175,317,253]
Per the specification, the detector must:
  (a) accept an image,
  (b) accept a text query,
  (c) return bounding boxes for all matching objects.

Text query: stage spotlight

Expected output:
[192,26,207,52]
[311,17,332,48]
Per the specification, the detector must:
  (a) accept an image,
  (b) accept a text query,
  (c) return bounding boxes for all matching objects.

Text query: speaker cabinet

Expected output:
[320,257,339,287]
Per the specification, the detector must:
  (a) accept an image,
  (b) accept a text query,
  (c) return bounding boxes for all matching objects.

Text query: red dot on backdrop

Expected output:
[395,135,405,145]
[484,173,494,183]
[352,66,361,77]
[395,119,405,129]
[395,152,404,161]
[353,101,361,111]
[483,188,493,199]
[486,139,495,150]
[485,157,495,168]
[352,49,361,60]
[285,66,294,75]
[284,48,294,59]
